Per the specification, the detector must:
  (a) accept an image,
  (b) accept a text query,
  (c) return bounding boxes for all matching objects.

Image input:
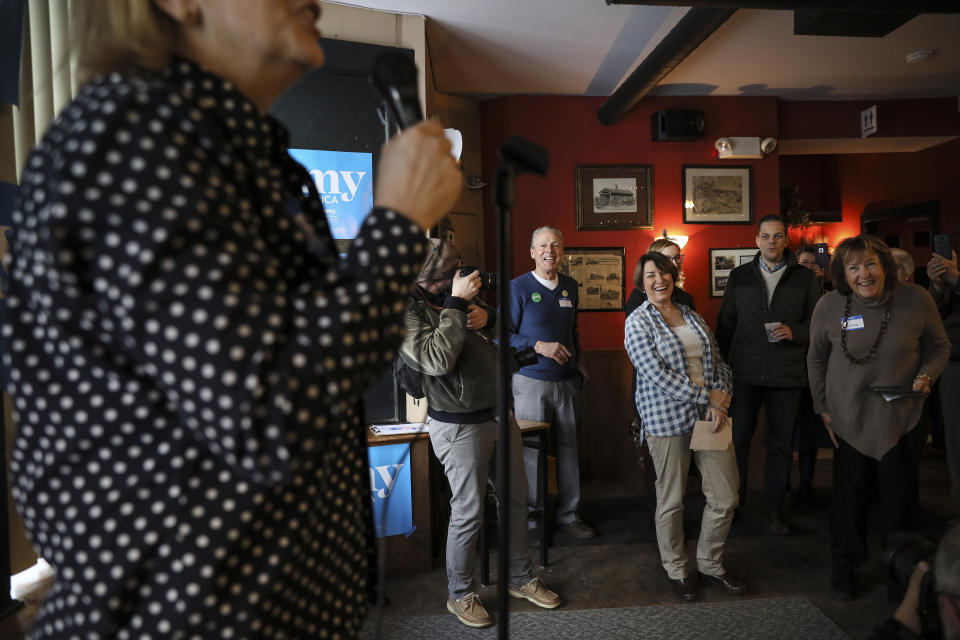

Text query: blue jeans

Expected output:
[729,381,801,510]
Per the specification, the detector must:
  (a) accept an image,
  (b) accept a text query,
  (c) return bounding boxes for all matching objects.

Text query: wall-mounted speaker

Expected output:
[651,109,705,142]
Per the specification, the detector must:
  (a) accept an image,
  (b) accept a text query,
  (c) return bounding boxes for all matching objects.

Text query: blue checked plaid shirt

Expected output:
[625,301,732,441]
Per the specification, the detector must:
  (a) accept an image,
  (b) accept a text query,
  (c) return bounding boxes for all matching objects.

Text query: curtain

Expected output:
[2,0,78,580]
[1,0,77,186]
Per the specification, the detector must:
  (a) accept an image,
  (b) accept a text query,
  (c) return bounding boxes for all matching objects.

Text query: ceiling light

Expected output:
[662,228,689,249]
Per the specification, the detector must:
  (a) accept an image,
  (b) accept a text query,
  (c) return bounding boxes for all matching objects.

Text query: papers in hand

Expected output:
[690,417,733,451]
[871,387,927,402]
[370,423,429,436]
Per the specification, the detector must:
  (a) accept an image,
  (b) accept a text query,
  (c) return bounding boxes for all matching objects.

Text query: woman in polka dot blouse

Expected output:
[4,1,461,638]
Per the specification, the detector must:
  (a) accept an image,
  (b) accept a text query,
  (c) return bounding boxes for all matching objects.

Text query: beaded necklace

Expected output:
[840,293,893,364]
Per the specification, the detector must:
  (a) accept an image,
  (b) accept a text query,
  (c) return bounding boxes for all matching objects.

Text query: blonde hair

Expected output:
[889,248,914,281]
[73,1,178,82]
[648,238,680,254]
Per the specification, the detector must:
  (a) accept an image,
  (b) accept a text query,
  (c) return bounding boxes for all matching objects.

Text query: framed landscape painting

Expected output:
[683,165,752,225]
[709,247,757,297]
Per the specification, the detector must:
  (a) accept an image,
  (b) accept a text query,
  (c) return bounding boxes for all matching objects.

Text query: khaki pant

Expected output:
[428,417,533,600]
[646,432,739,580]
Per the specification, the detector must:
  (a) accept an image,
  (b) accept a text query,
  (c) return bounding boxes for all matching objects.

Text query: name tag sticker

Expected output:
[559,300,573,308]
[841,315,865,330]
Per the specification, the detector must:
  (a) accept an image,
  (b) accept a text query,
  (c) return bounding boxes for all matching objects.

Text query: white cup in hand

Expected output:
[764,322,782,342]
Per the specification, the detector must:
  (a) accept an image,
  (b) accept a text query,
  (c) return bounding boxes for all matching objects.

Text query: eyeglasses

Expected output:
[670,254,685,265]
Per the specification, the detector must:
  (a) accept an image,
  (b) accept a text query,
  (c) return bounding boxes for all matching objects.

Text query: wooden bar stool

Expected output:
[480,419,550,586]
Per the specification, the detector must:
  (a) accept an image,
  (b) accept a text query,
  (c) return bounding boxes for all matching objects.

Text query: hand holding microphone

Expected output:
[370,53,461,231]
[375,122,461,231]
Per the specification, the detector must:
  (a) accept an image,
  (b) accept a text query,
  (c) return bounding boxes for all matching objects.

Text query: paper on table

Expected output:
[370,423,428,436]
[690,418,733,451]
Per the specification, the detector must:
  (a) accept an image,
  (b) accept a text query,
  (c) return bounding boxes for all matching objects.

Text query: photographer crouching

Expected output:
[871,523,960,640]
[397,239,561,628]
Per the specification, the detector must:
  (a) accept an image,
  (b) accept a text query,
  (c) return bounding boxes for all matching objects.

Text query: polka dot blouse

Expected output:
[4,58,426,639]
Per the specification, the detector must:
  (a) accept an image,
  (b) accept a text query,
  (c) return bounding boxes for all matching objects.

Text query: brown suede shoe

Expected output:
[508,577,561,609]
[446,593,493,628]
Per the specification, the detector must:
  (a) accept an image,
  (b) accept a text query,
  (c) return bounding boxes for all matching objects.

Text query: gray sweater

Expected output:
[807,282,949,460]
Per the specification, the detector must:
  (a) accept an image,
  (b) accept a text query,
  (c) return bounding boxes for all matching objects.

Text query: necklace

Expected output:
[840,293,892,364]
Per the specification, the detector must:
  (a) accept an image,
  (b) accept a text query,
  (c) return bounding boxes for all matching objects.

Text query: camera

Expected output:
[473,328,538,371]
[459,265,498,290]
[511,345,538,369]
[885,531,942,639]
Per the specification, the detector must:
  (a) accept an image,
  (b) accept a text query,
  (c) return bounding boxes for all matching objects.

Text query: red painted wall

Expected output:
[480,95,780,351]
[778,98,960,139]
[836,137,960,235]
[781,137,960,255]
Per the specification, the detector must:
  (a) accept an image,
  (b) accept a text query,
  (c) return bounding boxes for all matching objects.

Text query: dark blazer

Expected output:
[715,249,820,388]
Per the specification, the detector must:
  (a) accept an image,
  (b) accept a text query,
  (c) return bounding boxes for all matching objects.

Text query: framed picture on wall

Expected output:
[682,165,753,225]
[559,247,625,311]
[709,247,758,297]
[575,165,654,231]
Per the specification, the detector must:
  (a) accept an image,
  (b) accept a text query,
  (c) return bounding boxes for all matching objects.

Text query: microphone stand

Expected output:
[492,135,548,640]
[494,162,515,640]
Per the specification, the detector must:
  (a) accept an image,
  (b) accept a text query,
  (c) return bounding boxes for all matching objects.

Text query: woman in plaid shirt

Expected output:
[624,252,745,602]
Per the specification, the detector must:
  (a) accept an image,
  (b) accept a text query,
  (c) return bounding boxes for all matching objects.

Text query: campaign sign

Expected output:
[288,148,373,241]
[368,443,413,538]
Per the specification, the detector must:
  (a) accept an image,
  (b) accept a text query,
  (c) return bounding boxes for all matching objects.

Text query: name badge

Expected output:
[841,315,865,330]
[559,300,573,308]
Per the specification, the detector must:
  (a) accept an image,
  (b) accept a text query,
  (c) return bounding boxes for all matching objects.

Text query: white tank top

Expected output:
[672,323,705,386]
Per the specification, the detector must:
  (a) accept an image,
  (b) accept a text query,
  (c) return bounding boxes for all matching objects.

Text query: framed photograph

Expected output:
[560,247,625,311]
[575,165,653,231]
[709,247,758,297]
[682,165,753,225]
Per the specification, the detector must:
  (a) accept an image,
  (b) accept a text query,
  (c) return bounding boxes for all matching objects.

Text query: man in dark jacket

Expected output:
[399,239,560,628]
[715,215,820,534]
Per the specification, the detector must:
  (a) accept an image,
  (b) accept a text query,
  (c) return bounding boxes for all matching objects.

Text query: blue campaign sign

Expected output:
[288,148,373,241]
[368,442,413,538]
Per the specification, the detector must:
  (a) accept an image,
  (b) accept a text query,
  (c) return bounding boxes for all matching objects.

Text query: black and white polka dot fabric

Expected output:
[4,58,426,639]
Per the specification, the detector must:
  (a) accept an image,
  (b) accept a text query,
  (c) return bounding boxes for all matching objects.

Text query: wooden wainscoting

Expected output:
[577,350,641,483]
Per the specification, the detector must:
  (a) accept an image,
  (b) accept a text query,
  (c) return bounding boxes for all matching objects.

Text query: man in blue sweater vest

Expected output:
[509,226,596,540]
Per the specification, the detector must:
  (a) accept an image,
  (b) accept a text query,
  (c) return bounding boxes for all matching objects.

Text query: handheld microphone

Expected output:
[370,52,423,129]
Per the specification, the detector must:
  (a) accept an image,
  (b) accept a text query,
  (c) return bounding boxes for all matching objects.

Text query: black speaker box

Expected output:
[651,109,705,142]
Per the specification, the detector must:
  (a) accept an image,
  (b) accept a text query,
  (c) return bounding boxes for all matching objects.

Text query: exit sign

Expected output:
[861,105,877,138]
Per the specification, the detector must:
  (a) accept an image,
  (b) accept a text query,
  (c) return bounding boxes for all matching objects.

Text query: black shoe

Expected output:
[559,520,597,539]
[795,483,827,508]
[760,507,793,535]
[698,571,747,595]
[830,558,856,601]
[669,577,698,601]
